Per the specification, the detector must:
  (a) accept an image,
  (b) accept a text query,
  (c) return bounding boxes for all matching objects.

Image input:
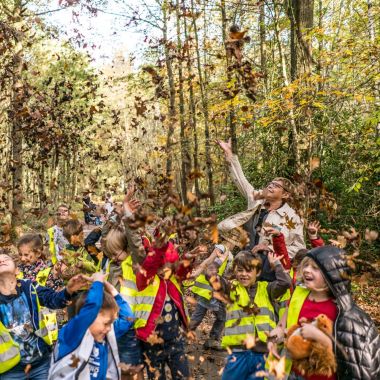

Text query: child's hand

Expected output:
[263,226,282,237]
[300,323,329,344]
[81,272,107,283]
[123,197,141,216]
[66,274,90,294]
[185,245,208,259]
[104,281,118,297]
[307,221,321,237]
[251,242,269,254]
[267,326,285,344]
[267,252,283,268]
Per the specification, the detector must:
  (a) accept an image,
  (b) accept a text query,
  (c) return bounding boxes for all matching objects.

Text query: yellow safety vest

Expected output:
[120,256,138,312]
[47,227,57,264]
[276,268,294,321]
[17,267,52,287]
[34,291,59,346]
[191,259,228,300]
[0,284,59,373]
[284,286,311,374]
[222,281,277,348]
[0,322,21,374]
[119,256,189,329]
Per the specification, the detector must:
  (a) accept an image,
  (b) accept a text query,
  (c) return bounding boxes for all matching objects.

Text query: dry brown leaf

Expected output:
[310,157,320,171]
[365,229,378,242]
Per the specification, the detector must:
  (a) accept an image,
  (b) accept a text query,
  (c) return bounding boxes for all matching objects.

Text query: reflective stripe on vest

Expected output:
[277,289,291,321]
[120,256,138,310]
[47,227,57,264]
[191,258,228,301]
[222,281,276,348]
[33,287,59,346]
[0,326,21,374]
[134,274,189,329]
[284,286,311,374]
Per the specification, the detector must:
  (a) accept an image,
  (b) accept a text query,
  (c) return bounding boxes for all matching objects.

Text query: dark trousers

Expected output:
[141,336,189,380]
[189,300,226,340]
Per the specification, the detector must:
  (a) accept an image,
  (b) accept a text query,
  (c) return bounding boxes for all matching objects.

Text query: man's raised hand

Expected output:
[216,138,233,161]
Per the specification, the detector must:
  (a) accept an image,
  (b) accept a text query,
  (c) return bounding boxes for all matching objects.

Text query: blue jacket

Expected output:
[0,279,72,356]
[55,281,134,361]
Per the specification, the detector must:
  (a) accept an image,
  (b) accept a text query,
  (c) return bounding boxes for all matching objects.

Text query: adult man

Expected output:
[47,204,70,264]
[217,139,305,259]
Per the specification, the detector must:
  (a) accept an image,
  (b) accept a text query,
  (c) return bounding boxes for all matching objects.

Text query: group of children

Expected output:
[0,184,379,380]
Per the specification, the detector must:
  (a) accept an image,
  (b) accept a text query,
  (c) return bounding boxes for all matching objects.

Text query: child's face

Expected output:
[235,265,260,287]
[0,254,17,275]
[112,250,128,264]
[70,231,84,247]
[89,309,117,342]
[18,244,40,265]
[57,206,70,223]
[302,260,327,291]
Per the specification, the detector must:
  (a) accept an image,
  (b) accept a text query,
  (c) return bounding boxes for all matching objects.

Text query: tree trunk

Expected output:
[10,33,24,229]
[176,0,189,204]
[163,0,176,178]
[39,161,47,210]
[220,0,238,155]
[259,1,268,92]
[183,9,201,210]
[191,0,215,206]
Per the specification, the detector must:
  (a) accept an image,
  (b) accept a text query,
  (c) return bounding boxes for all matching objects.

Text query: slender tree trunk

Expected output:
[191,0,215,205]
[259,1,268,92]
[10,30,24,229]
[220,0,238,155]
[176,0,189,204]
[183,10,201,209]
[163,0,176,178]
[39,161,46,209]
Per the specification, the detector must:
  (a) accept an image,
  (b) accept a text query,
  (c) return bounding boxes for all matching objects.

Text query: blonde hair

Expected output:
[297,257,329,293]
[103,225,128,257]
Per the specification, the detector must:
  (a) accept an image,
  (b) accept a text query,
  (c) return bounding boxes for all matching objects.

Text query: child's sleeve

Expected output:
[136,246,165,291]
[310,236,325,247]
[272,234,291,270]
[35,283,72,309]
[55,282,104,360]
[267,262,292,301]
[113,294,134,339]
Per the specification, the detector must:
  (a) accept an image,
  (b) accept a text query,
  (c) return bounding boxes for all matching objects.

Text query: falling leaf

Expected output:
[310,157,320,171]
[329,235,347,248]
[365,229,378,242]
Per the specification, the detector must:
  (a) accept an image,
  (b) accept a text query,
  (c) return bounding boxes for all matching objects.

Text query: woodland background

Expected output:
[0,0,379,264]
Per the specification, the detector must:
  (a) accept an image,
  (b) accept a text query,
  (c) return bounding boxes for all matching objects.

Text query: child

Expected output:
[47,204,70,264]
[60,219,101,277]
[221,250,291,380]
[17,233,64,290]
[189,244,230,350]
[102,224,145,380]
[0,252,87,379]
[48,272,134,380]
[269,246,380,380]
[134,238,194,380]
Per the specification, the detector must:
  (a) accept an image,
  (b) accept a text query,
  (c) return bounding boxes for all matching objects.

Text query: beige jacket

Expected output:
[218,155,305,258]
